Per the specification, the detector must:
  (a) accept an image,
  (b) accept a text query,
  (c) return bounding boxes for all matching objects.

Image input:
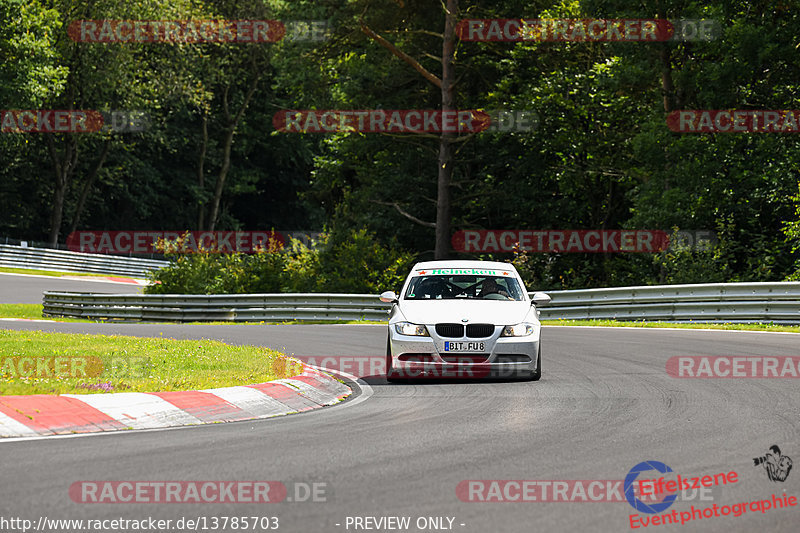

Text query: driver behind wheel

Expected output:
[480,278,510,298]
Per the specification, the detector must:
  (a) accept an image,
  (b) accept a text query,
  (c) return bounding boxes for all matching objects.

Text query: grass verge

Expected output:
[0,329,301,395]
[0,304,97,323]
[0,304,45,320]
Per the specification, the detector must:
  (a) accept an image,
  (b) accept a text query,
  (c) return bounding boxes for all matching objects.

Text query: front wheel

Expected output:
[386,333,401,383]
[526,345,542,381]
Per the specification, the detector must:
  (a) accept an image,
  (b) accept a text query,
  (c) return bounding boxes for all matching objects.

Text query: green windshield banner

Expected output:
[415,268,510,276]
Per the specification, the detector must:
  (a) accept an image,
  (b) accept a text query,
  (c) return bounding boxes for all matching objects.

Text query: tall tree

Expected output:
[360,0,459,258]
[37,0,196,245]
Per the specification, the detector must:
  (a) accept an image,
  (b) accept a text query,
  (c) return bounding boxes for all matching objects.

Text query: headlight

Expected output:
[501,323,534,337]
[394,322,429,336]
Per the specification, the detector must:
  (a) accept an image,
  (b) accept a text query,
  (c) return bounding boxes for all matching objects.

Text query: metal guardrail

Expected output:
[538,282,800,323]
[42,282,800,323]
[43,293,389,321]
[0,244,168,278]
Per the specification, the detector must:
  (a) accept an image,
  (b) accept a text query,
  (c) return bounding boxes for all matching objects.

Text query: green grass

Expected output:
[540,319,800,333]
[0,266,138,279]
[0,304,44,320]
[0,329,301,395]
[0,304,100,323]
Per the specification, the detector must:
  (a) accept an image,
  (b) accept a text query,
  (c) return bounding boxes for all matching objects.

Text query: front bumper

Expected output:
[387,324,539,379]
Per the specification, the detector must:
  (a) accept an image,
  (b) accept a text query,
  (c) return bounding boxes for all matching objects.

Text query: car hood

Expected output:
[397,299,533,325]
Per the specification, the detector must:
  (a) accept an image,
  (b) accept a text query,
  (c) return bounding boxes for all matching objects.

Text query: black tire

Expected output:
[527,345,542,381]
[386,333,401,383]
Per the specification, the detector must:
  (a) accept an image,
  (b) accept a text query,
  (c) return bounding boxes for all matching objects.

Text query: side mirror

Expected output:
[531,292,551,306]
[379,290,398,303]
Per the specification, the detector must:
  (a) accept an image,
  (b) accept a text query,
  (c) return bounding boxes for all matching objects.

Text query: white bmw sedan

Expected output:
[380,260,550,381]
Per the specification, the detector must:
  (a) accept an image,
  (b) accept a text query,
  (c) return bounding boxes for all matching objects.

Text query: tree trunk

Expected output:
[208,125,234,231]
[435,0,458,259]
[207,75,259,231]
[46,136,78,246]
[658,7,674,284]
[69,139,111,235]
[197,113,208,230]
[659,46,675,114]
[49,184,67,247]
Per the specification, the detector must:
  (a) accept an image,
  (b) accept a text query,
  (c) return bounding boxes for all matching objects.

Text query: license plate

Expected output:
[444,341,485,352]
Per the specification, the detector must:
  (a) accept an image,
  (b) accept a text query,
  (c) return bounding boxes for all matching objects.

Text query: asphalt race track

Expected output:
[1,277,799,532]
[0,272,142,304]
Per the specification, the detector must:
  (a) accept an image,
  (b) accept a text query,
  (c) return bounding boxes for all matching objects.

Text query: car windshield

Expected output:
[404,274,525,301]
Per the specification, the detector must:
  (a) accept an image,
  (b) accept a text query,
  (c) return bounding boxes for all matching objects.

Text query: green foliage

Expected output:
[783,184,800,280]
[285,229,415,293]
[146,233,288,294]
[652,243,732,285]
[0,0,67,106]
[2,0,800,289]
[146,229,415,294]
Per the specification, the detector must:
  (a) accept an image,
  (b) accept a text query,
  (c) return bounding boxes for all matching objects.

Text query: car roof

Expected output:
[411,260,518,272]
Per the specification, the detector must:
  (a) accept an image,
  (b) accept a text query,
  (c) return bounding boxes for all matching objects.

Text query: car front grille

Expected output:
[435,323,496,337]
[435,323,464,337]
[466,324,495,338]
